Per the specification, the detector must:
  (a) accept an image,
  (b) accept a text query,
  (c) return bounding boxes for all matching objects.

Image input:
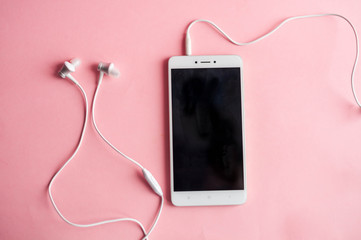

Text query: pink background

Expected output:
[1,0,361,239]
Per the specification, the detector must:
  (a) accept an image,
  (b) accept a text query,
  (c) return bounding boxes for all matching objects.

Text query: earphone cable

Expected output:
[92,72,164,240]
[47,75,148,237]
[186,14,360,107]
[91,72,144,169]
[141,196,164,240]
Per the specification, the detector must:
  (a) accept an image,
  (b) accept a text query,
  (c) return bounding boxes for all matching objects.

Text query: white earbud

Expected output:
[97,62,120,78]
[58,58,81,78]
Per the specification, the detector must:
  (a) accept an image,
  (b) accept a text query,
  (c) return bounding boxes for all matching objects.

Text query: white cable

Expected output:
[48,74,148,238]
[92,72,164,240]
[91,72,144,169]
[185,14,360,107]
[141,196,164,240]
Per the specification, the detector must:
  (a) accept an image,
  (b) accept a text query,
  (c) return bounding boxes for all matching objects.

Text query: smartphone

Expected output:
[168,55,246,206]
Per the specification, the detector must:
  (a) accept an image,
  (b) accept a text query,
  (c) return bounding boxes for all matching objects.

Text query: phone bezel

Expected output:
[168,55,246,206]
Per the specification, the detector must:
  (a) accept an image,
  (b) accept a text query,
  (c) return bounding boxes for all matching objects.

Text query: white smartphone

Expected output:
[168,55,246,206]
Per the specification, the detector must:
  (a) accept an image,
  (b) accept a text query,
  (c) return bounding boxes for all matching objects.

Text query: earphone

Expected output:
[97,62,121,78]
[58,58,81,79]
[49,59,163,240]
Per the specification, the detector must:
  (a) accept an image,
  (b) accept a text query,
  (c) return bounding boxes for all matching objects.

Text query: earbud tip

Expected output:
[70,58,81,68]
[110,68,120,78]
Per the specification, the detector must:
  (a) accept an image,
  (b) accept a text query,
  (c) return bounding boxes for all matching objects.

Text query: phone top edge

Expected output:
[169,55,242,68]
[169,54,241,58]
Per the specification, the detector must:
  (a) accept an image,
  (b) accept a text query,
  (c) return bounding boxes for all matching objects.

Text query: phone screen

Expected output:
[171,67,244,192]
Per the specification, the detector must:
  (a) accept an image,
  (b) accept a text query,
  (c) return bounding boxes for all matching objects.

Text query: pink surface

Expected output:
[1,0,361,239]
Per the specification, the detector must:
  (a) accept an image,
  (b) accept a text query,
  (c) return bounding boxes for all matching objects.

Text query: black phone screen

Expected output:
[171,67,244,191]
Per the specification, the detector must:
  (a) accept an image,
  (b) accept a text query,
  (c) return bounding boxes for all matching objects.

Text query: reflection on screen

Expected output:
[172,68,244,191]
